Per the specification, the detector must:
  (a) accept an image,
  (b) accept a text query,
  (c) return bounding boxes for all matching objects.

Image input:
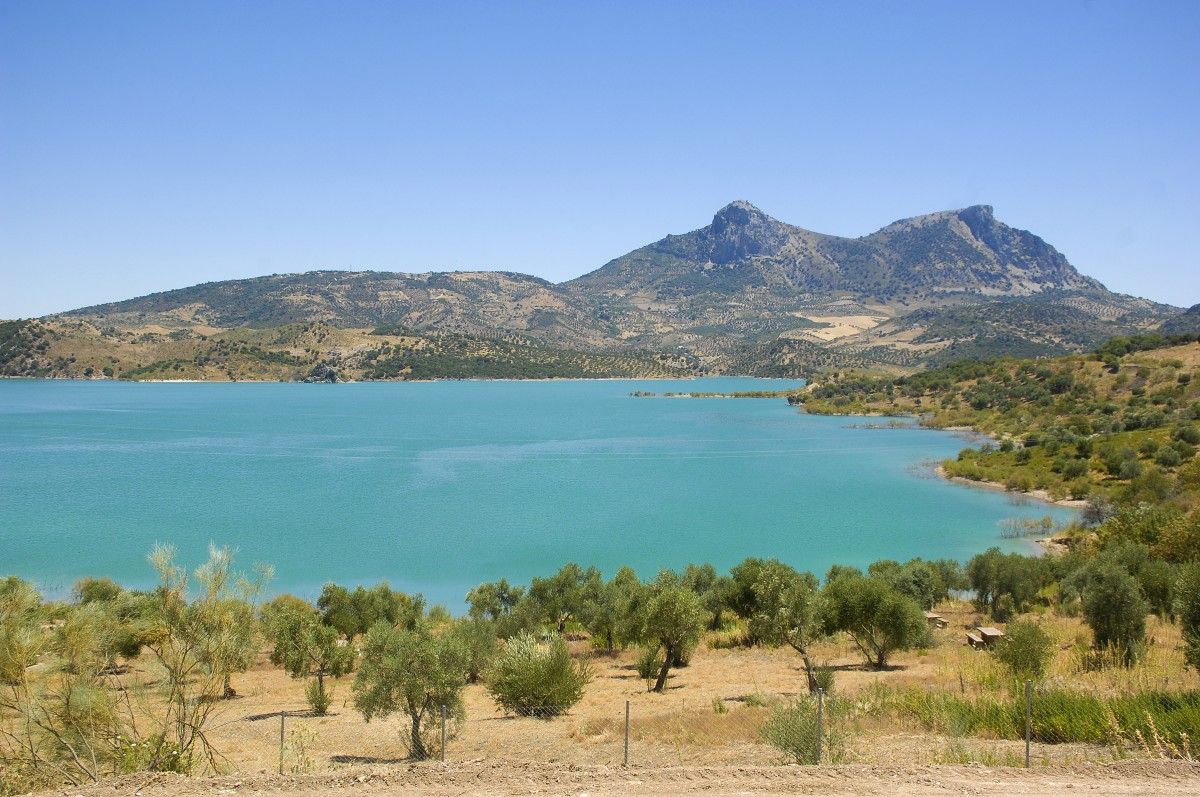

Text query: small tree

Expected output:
[1174,563,1200,671]
[749,563,825,693]
[822,574,925,669]
[1080,563,1148,666]
[486,632,592,716]
[141,543,271,771]
[265,598,355,714]
[449,617,498,684]
[641,576,704,693]
[351,616,468,760]
[992,621,1054,680]
[524,563,601,633]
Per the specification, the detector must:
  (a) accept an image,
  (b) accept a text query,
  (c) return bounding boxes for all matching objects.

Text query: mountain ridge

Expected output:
[9,201,1183,380]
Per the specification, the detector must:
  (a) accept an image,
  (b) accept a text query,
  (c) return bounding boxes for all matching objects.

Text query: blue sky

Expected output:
[1,1,1198,319]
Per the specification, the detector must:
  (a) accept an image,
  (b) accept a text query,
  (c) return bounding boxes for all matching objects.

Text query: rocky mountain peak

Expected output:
[705,201,787,263]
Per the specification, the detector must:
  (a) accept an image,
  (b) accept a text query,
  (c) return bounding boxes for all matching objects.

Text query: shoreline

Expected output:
[932,464,1083,557]
[932,465,1087,509]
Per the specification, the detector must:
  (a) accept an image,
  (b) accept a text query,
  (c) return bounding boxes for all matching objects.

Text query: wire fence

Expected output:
[199,682,1197,775]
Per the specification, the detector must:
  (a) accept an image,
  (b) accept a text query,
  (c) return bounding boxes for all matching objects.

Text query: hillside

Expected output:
[1160,303,1200,335]
[795,335,1200,513]
[3,202,1182,380]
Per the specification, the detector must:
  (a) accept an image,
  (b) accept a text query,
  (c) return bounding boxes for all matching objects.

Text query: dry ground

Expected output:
[36,760,1200,797]
[184,603,1193,774]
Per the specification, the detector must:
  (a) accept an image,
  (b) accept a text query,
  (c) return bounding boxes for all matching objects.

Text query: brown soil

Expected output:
[41,760,1200,797]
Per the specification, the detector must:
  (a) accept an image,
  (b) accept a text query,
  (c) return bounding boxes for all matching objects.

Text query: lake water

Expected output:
[0,378,1075,608]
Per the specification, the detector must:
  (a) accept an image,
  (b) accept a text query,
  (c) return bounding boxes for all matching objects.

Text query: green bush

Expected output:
[992,621,1054,679]
[305,679,333,715]
[760,697,847,764]
[486,633,592,717]
[635,647,663,690]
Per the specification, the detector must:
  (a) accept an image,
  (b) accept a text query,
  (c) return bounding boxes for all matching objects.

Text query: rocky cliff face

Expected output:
[568,202,1103,299]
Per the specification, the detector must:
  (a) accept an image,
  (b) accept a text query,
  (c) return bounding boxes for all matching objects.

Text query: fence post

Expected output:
[624,700,630,767]
[441,704,447,764]
[816,688,824,765]
[279,710,286,775]
[1025,679,1032,769]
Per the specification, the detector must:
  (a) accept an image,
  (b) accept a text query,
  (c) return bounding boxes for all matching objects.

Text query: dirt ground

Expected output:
[38,760,1200,797]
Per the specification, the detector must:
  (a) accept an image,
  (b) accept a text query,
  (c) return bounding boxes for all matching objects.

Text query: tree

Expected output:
[351,615,468,760]
[641,575,705,693]
[822,574,925,669]
[0,576,44,684]
[967,548,1049,619]
[868,558,947,611]
[1176,564,1200,671]
[1079,562,1149,666]
[448,617,498,684]
[0,585,132,787]
[579,567,641,653]
[486,632,592,716]
[140,543,271,771]
[524,563,601,633]
[748,563,825,693]
[318,582,424,640]
[265,597,355,714]
[465,578,525,622]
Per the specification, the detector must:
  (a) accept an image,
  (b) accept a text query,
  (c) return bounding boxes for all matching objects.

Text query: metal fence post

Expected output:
[441,704,447,764]
[279,710,286,775]
[1025,679,1032,768]
[816,688,824,765]
[624,700,630,767]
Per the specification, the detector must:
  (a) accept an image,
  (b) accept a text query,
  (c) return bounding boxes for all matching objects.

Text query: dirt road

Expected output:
[43,760,1200,797]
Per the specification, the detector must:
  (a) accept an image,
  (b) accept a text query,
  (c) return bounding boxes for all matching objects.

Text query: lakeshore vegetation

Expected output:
[3,337,1200,790]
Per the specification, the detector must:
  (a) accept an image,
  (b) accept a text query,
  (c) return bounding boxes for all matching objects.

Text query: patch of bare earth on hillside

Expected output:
[40,761,1200,797]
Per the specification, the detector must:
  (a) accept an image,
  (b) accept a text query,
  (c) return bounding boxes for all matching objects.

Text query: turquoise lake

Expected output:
[0,378,1075,608]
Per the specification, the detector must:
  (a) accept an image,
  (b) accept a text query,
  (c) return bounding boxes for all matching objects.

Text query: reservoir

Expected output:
[0,378,1075,607]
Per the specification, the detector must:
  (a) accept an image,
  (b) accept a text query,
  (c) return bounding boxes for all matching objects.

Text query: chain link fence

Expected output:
[196,681,1195,774]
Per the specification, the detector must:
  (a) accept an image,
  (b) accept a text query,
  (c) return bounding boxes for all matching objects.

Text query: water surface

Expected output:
[0,379,1074,607]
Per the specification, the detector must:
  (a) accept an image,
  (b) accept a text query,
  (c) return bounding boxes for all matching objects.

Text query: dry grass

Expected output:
[16,605,1188,778]
[178,603,1197,774]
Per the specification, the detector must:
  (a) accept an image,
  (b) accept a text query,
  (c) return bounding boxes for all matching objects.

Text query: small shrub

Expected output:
[486,633,592,717]
[305,680,333,715]
[760,698,846,764]
[744,691,770,708]
[635,647,663,690]
[992,621,1054,680]
[814,662,836,695]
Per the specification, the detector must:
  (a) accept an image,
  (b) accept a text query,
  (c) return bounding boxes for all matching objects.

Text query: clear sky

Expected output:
[2,1,1198,319]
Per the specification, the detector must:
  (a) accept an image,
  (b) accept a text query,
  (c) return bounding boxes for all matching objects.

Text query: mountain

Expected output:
[1160,304,1200,335]
[566,201,1102,299]
[560,202,1165,371]
[14,202,1177,380]
[68,270,614,350]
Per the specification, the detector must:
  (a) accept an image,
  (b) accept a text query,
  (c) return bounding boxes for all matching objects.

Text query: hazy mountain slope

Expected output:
[1159,304,1200,335]
[66,270,615,350]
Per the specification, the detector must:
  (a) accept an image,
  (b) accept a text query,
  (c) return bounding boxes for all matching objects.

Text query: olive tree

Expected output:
[748,562,825,693]
[822,574,925,670]
[1079,562,1148,666]
[351,615,469,760]
[641,574,705,693]
[265,597,355,714]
